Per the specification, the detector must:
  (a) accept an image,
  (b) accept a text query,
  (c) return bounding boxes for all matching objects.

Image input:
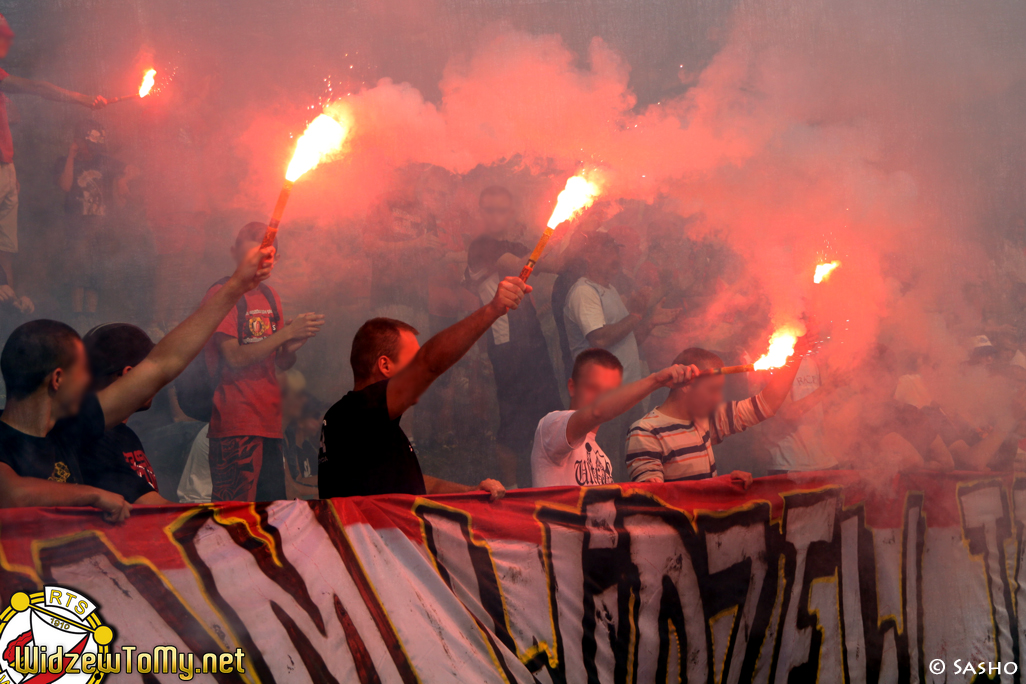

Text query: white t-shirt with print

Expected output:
[531,410,615,487]
[563,277,642,383]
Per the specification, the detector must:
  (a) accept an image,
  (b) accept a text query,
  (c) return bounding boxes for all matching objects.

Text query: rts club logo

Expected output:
[0,586,113,683]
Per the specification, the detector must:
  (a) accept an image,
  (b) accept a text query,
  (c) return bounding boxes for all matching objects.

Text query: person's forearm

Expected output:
[59,155,75,193]
[587,313,641,349]
[151,280,247,378]
[966,424,1014,470]
[761,361,803,413]
[0,479,103,509]
[275,347,298,370]
[221,329,291,370]
[424,475,474,495]
[569,373,661,442]
[417,303,503,379]
[776,387,826,423]
[13,78,86,104]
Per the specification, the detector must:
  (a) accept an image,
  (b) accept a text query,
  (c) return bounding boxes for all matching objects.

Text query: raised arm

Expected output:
[0,463,131,523]
[97,246,274,428]
[566,364,695,445]
[386,277,528,419]
[758,336,811,414]
[0,74,106,108]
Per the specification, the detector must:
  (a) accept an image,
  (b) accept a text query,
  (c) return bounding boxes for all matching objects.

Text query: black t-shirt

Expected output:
[54,153,125,219]
[83,424,157,503]
[0,394,106,485]
[318,379,426,498]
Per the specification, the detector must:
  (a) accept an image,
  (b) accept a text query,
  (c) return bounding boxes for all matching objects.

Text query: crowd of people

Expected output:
[0,12,1024,521]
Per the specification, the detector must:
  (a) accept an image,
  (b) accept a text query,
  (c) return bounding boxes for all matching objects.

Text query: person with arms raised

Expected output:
[531,349,693,488]
[318,276,531,500]
[626,343,809,486]
[0,12,106,293]
[0,245,275,522]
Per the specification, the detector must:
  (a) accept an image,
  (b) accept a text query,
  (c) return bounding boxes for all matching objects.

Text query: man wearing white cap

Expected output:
[0,13,107,287]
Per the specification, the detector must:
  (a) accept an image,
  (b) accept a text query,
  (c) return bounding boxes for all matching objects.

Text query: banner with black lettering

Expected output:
[0,471,1021,683]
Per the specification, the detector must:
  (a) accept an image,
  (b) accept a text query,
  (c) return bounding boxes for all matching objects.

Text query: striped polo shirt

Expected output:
[626,394,773,483]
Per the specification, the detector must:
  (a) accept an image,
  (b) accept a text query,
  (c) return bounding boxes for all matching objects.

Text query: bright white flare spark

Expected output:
[753,327,801,370]
[285,114,348,183]
[138,69,156,98]
[546,175,600,229]
[813,261,840,284]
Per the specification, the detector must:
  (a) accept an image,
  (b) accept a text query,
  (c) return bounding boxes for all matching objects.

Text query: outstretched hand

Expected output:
[79,94,108,109]
[654,363,700,388]
[283,313,326,352]
[489,276,530,315]
[231,245,275,292]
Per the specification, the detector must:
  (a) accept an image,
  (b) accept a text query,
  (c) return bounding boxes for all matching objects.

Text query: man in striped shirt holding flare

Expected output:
[626,343,808,486]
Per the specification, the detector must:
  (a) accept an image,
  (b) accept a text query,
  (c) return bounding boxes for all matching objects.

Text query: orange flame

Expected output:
[813,261,840,284]
[138,69,156,98]
[547,175,600,229]
[753,327,802,371]
[285,113,348,183]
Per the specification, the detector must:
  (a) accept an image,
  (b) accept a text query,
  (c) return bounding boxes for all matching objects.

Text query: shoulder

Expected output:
[539,409,573,429]
[54,394,105,441]
[628,409,662,435]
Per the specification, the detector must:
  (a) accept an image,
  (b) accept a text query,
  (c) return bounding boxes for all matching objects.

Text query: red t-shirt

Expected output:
[202,283,284,439]
[0,69,13,164]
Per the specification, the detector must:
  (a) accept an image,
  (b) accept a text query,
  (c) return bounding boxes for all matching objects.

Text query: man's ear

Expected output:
[48,368,63,394]
[376,355,392,379]
[118,365,134,378]
[566,378,575,399]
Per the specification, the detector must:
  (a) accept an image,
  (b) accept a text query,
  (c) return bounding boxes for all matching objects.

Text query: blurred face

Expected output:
[418,178,450,215]
[281,388,307,424]
[568,362,624,410]
[52,341,91,419]
[586,243,623,284]
[679,375,725,418]
[379,330,421,378]
[479,193,514,235]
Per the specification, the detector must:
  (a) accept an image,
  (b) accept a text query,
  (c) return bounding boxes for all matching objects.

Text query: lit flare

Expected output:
[546,175,600,228]
[813,261,840,284]
[138,69,157,98]
[753,327,801,371]
[285,113,348,183]
[259,112,349,250]
[518,174,601,283]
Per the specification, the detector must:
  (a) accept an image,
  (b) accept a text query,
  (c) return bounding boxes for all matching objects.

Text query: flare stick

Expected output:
[519,228,554,282]
[697,364,756,377]
[260,181,295,249]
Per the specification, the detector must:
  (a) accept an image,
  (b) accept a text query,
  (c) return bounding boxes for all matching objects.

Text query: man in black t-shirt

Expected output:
[318,276,530,499]
[82,323,170,504]
[0,244,275,521]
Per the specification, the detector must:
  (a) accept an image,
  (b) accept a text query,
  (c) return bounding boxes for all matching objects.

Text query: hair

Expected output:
[1,320,82,400]
[350,318,420,383]
[235,221,278,251]
[672,347,725,372]
[571,348,624,383]
[82,323,155,391]
[479,185,513,205]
